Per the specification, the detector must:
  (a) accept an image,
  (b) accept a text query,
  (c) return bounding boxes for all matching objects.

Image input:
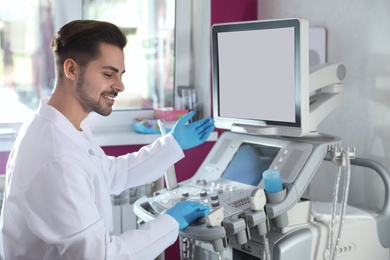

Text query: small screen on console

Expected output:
[221,143,281,186]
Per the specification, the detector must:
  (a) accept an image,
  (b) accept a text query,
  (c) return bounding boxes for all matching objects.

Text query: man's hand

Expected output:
[165,201,210,230]
[171,111,215,150]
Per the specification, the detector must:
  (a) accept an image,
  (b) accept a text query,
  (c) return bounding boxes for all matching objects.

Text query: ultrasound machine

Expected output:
[134,18,390,260]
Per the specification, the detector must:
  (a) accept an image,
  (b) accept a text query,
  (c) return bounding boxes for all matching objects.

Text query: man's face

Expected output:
[75,43,125,116]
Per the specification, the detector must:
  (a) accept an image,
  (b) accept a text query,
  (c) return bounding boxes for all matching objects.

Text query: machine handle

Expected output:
[325,155,390,248]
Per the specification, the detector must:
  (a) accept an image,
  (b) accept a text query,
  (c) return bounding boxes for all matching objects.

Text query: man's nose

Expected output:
[113,80,125,92]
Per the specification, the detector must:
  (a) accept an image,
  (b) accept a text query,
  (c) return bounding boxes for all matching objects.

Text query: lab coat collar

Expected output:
[36,97,103,157]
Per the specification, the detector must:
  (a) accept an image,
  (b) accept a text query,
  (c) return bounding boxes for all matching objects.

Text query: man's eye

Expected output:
[104,73,112,78]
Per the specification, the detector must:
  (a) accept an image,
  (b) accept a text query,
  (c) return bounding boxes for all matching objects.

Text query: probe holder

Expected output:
[180,221,227,252]
[265,187,288,228]
[224,214,250,245]
[242,208,268,236]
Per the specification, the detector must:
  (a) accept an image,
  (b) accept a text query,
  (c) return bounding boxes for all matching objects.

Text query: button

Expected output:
[204,166,214,172]
[211,194,219,200]
[212,201,220,207]
[200,190,208,197]
[88,149,95,156]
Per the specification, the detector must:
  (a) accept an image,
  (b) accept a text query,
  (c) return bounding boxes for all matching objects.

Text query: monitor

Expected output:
[211,18,310,137]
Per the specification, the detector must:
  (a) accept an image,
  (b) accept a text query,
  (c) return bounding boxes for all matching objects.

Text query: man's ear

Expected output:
[63,58,79,80]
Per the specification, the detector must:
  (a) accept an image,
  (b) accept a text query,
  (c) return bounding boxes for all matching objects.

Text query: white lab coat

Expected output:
[0,97,184,259]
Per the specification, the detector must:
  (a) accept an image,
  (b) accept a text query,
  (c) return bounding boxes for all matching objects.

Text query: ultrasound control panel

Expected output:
[148,178,257,218]
[134,131,340,224]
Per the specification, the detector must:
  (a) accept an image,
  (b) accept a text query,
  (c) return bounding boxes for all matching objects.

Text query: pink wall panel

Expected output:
[0,151,10,175]
[211,0,258,25]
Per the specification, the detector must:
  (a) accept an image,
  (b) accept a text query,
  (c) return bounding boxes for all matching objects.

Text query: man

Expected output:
[0,20,214,259]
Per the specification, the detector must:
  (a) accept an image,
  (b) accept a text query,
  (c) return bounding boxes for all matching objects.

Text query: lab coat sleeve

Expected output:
[102,132,185,193]
[113,214,179,259]
[22,159,179,259]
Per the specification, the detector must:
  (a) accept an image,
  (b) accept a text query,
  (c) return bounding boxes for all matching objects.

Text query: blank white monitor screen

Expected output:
[212,18,310,137]
[217,27,295,123]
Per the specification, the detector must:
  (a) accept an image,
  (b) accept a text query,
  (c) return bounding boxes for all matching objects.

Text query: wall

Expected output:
[257,0,390,212]
[211,0,258,25]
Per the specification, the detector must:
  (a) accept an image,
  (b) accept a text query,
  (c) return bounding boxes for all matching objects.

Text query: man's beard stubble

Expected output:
[75,70,113,116]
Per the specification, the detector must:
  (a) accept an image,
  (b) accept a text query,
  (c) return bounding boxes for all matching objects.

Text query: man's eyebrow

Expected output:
[102,66,125,74]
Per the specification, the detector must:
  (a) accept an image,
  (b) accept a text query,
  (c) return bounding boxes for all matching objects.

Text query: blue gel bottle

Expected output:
[262,169,283,193]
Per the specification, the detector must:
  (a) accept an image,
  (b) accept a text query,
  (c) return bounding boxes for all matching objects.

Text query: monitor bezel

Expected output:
[211,18,309,137]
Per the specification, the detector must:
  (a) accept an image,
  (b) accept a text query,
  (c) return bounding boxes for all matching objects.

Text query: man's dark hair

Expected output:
[51,20,127,78]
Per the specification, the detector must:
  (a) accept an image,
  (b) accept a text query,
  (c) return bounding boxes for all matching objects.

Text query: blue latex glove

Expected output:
[165,201,210,230]
[171,111,215,150]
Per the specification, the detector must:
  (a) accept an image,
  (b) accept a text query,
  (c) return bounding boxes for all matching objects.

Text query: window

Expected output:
[0,0,176,124]
[0,0,54,124]
[83,0,176,110]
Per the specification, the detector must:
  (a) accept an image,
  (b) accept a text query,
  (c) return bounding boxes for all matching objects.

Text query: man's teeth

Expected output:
[104,95,115,100]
